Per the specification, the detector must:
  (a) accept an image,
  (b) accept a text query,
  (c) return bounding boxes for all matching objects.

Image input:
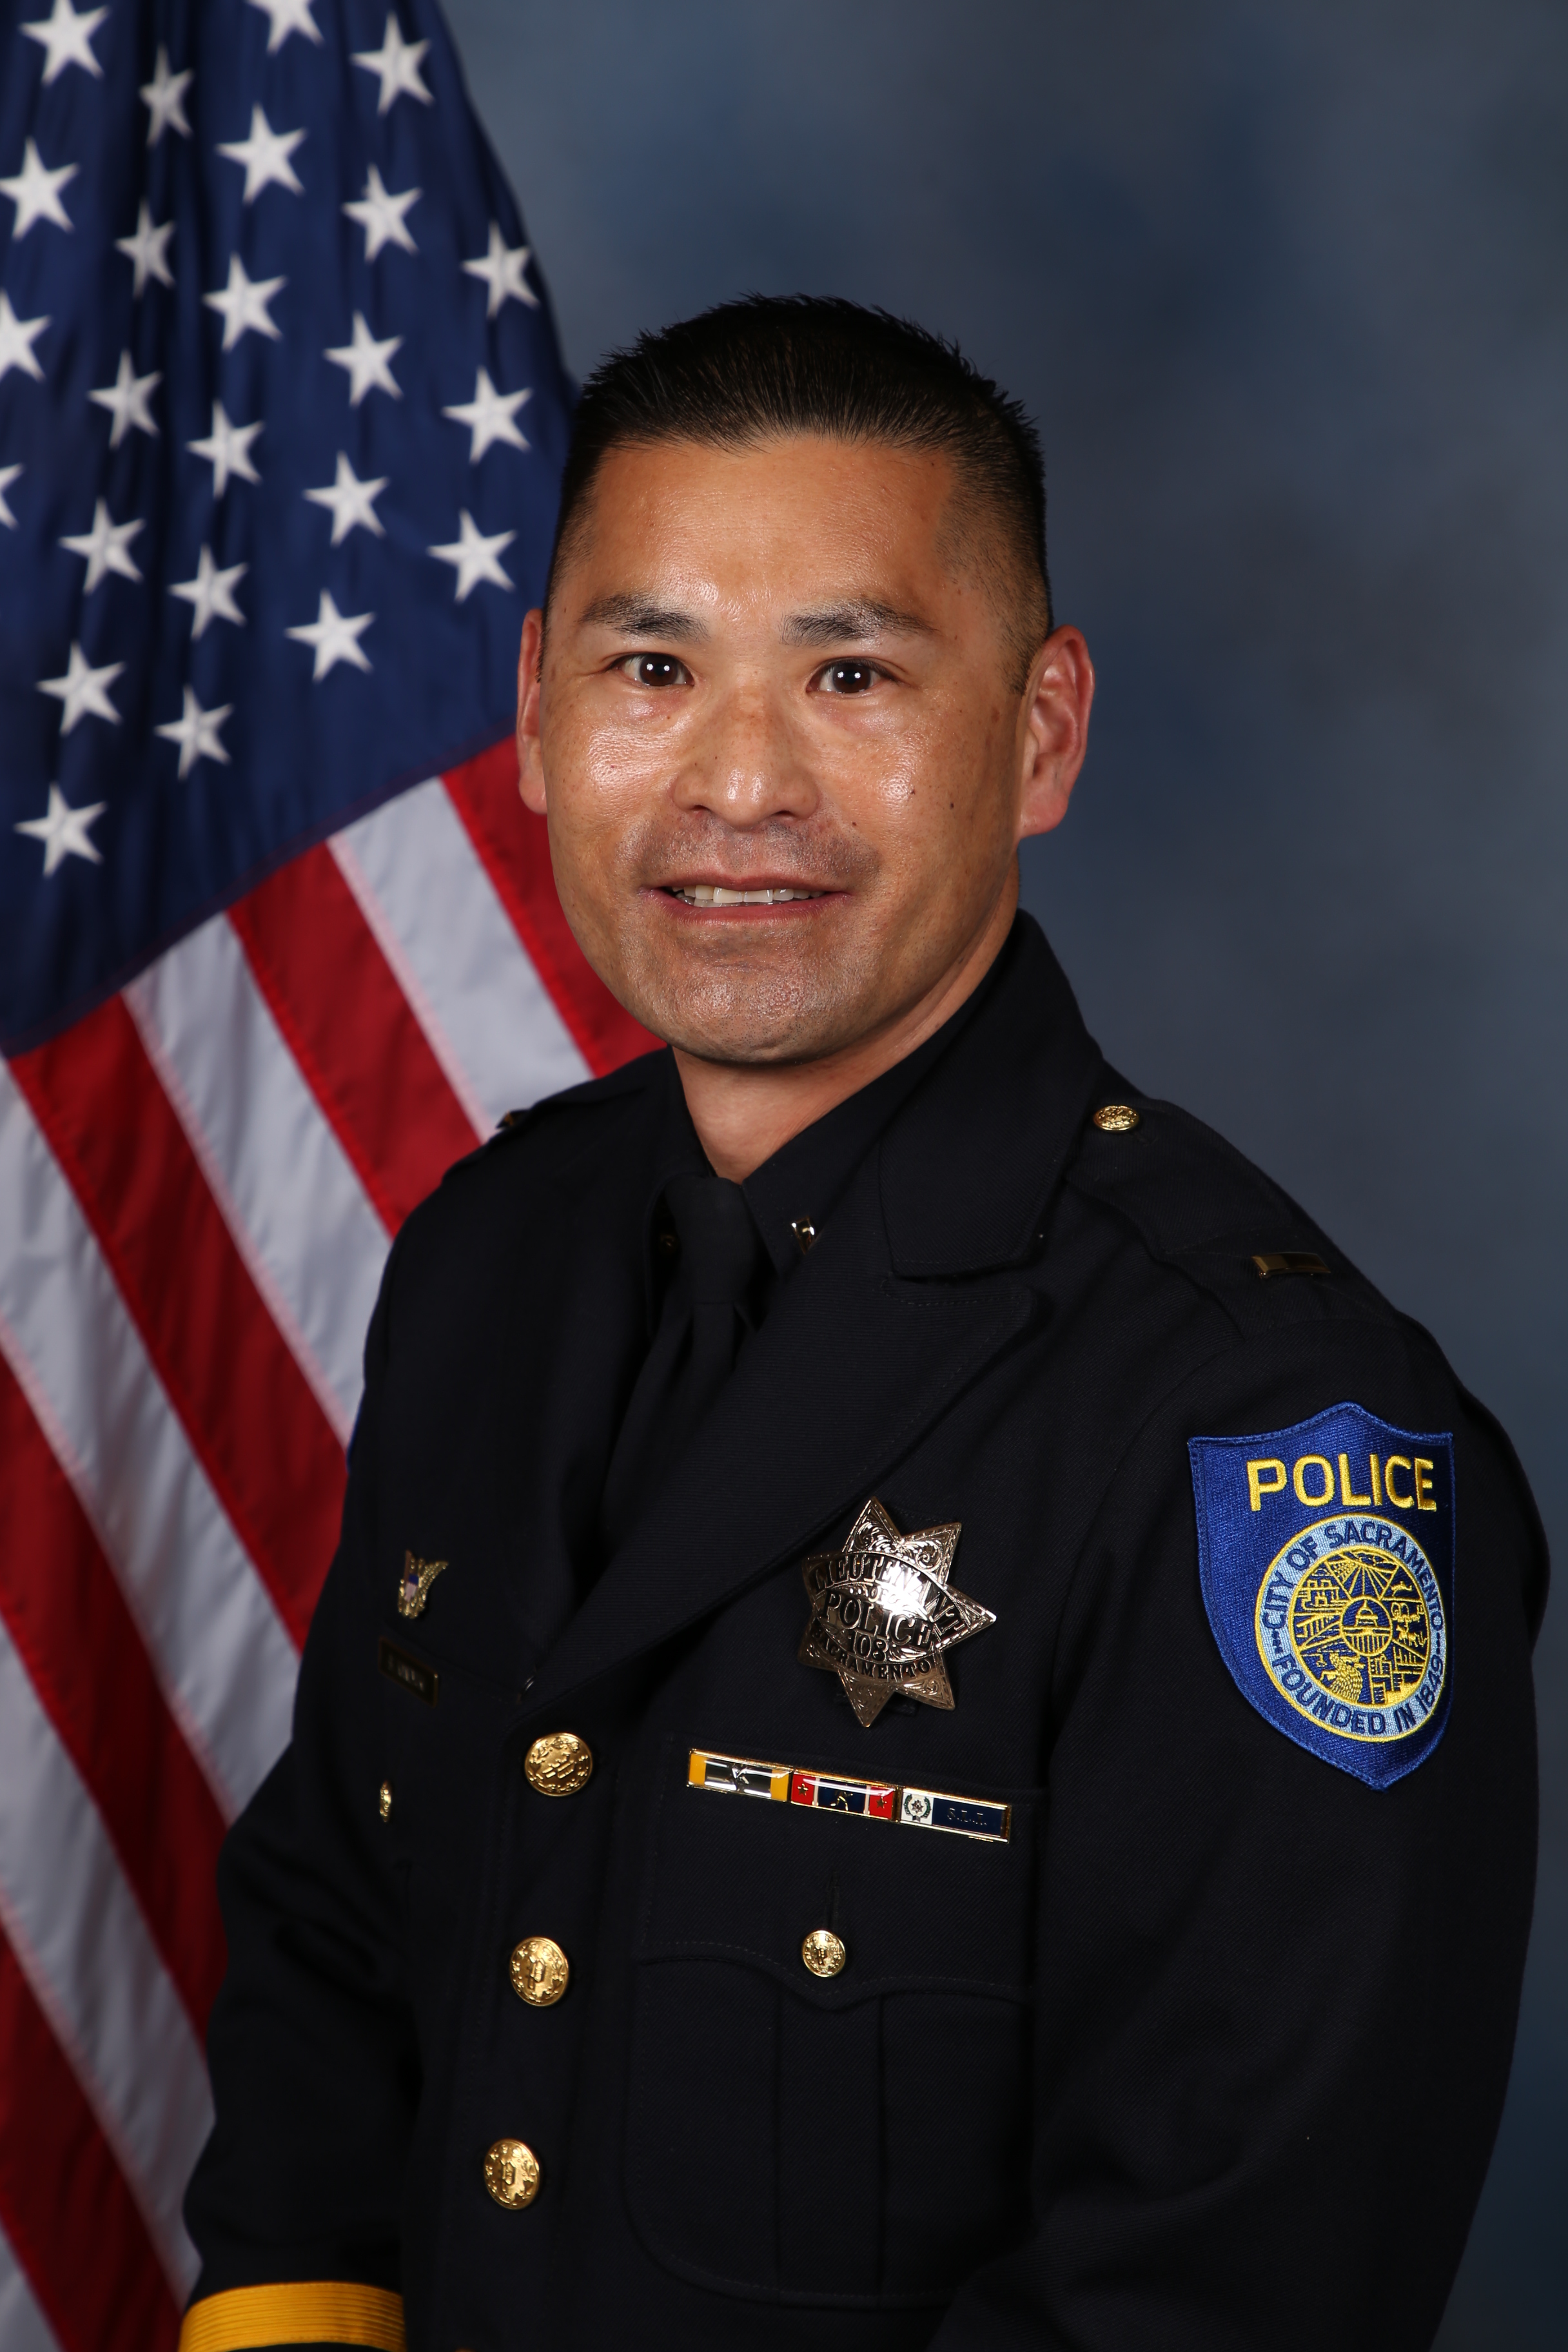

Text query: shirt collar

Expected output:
[631,910,1063,1306]
[741,959,1003,1277]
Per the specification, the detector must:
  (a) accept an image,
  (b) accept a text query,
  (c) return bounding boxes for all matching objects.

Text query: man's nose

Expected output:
[671,675,818,828]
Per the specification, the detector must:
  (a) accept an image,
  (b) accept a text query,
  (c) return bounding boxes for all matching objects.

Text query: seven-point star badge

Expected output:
[799,1497,995,1727]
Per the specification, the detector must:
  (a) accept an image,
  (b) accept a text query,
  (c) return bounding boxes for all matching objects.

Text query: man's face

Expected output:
[518,434,1088,1065]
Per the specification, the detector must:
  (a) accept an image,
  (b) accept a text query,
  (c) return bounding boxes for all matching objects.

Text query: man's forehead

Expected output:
[570,432,954,562]
[574,590,937,644]
[562,442,958,631]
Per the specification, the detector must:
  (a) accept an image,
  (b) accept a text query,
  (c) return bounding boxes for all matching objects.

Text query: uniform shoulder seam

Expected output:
[1064,1085,1394,1338]
[444,1050,666,1179]
[1068,1086,1308,1251]
[491,1046,665,1136]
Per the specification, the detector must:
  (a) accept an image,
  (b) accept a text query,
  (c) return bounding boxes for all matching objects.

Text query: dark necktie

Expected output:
[599,1173,765,1558]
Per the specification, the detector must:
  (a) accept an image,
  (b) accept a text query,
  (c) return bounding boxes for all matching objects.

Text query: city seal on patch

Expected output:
[1188,1403,1454,1787]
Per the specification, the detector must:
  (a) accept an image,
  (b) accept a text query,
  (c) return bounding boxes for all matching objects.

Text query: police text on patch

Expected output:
[1188,1404,1455,1788]
[1244,1452,1438,1514]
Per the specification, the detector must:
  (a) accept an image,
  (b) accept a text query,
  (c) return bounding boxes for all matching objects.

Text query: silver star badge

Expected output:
[799,1498,994,1727]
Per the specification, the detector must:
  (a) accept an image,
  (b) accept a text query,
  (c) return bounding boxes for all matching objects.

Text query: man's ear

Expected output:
[1017,624,1094,843]
[516,608,547,814]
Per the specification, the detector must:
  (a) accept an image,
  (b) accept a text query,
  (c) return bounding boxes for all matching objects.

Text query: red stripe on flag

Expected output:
[0,1924,181,2352]
[231,844,481,1232]
[10,1001,344,1649]
[442,739,661,1077]
[0,1357,228,2034]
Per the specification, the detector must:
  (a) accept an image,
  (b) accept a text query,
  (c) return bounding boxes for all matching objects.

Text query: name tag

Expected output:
[378,1635,438,1706]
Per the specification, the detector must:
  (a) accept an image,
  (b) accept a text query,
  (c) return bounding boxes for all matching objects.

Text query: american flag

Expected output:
[0,3,651,2342]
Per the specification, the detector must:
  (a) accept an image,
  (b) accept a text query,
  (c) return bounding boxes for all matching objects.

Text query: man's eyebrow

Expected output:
[779,601,935,646]
[576,593,707,641]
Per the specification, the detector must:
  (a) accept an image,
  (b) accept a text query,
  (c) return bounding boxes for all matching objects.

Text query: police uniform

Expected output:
[181,914,1545,2352]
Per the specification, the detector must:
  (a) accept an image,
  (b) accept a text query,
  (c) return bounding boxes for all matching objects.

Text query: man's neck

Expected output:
[672,879,1017,1182]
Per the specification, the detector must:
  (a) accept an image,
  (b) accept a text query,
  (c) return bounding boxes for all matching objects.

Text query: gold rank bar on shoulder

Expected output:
[687,1748,1011,1843]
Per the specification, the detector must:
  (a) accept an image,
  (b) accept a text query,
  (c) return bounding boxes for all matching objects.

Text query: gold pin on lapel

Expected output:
[397,1551,447,1621]
[799,1497,995,1728]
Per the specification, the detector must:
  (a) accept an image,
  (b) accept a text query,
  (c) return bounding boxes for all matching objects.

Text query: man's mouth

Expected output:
[664,884,827,906]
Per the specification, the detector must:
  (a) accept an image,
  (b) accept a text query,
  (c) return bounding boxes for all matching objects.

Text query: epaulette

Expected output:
[476,1050,665,1157]
[406,1055,667,1211]
[1063,1079,1392,1342]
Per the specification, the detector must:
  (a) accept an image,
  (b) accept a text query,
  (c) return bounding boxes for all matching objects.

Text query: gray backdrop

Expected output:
[440,3,1565,2340]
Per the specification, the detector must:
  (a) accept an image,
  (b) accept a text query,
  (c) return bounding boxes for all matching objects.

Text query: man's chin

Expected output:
[602,933,861,1060]
[641,1004,854,1068]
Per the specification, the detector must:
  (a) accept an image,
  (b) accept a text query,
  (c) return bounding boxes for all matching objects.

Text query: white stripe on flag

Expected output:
[327,821,491,1143]
[0,2230,58,2352]
[0,2222,59,2352]
[0,1620,208,2299]
[0,1066,297,1821]
[124,914,390,1440]
[335,778,591,1129]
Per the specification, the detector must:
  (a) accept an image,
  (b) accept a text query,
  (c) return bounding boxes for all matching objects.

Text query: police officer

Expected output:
[181,299,1544,2352]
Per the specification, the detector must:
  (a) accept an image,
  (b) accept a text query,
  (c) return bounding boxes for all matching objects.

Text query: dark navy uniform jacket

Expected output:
[182,915,1545,2352]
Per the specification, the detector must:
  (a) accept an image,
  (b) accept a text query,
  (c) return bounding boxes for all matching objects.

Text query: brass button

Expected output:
[801,1927,847,1978]
[509,1935,570,2007]
[377,1781,393,1822]
[483,2137,541,2210]
[524,1732,593,1796]
[1092,1103,1139,1133]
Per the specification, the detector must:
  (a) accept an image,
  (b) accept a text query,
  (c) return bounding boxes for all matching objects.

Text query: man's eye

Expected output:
[620,653,690,688]
[814,660,879,696]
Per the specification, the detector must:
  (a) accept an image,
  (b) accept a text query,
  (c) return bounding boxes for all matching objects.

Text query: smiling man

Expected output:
[182,300,1544,2352]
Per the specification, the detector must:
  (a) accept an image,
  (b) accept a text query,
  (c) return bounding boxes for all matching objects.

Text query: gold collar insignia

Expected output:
[397,1551,447,1621]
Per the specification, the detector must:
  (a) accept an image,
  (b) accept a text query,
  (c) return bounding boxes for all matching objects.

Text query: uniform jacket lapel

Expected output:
[522,916,1106,1716]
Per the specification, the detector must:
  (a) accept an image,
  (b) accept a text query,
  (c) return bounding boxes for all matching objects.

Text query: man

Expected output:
[182,299,1544,2352]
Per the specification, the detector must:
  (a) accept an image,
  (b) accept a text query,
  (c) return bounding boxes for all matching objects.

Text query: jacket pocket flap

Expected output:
[640,1741,1038,2003]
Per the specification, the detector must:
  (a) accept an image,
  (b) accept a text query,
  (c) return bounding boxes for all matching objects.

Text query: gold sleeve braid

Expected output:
[177,2282,406,2350]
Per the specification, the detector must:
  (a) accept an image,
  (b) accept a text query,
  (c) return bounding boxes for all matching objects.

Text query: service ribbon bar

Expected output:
[897,1785,1011,1841]
[791,1769,897,1819]
[689,1750,792,1802]
[687,1749,1010,1843]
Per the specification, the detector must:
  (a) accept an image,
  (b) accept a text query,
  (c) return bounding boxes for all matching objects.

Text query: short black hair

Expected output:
[547,295,1053,678]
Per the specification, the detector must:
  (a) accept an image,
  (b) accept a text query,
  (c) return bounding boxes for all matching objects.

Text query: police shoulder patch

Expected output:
[1189,1404,1453,1787]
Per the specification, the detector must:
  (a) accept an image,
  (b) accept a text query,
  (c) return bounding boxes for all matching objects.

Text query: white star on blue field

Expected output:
[0,0,574,1054]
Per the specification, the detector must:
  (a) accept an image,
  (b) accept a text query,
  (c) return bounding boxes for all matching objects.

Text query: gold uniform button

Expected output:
[510,1935,570,2007]
[801,1927,847,1979]
[483,2137,541,2210]
[377,1780,393,1821]
[1092,1103,1140,1133]
[524,1732,593,1796]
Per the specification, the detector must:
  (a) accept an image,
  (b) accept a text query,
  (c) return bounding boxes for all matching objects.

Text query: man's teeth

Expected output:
[671,885,825,905]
